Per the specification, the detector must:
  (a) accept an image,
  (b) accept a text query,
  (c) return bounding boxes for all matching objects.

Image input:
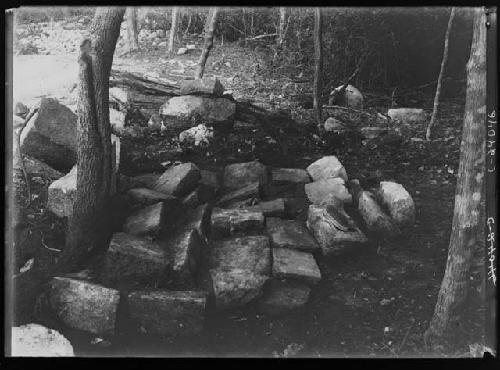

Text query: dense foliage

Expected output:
[16,6,474,95]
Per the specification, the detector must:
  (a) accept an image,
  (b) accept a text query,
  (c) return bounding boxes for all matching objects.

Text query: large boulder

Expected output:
[47,165,77,217]
[258,279,311,316]
[11,324,74,357]
[305,177,352,207]
[209,268,269,311]
[272,248,321,285]
[127,290,206,337]
[179,78,224,96]
[20,98,77,171]
[48,277,120,336]
[355,189,401,238]
[21,156,64,180]
[160,95,236,130]
[375,181,416,230]
[223,161,269,191]
[387,108,427,124]
[328,84,364,109]
[266,217,320,253]
[210,208,265,239]
[153,162,200,197]
[306,156,348,182]
[208,236,271,275]
[307,205,368,256]
[105,232,170,285]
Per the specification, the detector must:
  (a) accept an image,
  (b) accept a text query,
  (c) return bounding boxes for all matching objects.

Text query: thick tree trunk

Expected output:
[313,8,323,128]
[168,7,179,53]
[278,7,287,47]
[195,7,219,79]
[59,7,125,272]
[425,8,486,343]
[126,7,139,52]
[426,7,456,141]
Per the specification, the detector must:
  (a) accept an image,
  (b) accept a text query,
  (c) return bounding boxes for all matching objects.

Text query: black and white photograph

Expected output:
[3,5,498,358]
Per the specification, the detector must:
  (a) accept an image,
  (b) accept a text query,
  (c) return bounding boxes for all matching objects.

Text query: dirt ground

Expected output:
[11,20,486,358]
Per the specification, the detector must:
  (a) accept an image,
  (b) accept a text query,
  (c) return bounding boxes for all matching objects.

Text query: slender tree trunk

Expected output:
[195,7,219,79]
[168,7,179,53]
[278,7,287,46]
[313,8,323,128]
[184,12,192,35]
[58,7,125,272]
[426,7,456,141]
[424,8,486,343]
[126,7,139,52]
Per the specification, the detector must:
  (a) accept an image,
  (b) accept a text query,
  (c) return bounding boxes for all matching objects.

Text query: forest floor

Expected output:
[11,19,486,358]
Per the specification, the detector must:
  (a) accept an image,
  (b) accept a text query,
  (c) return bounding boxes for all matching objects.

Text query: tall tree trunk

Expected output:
[58,7,125,272]
[278,7,287,47]
[424,8,486,343]
[313,8,323,128]
[168,7,179,53]
[426,7,456,141]
[195,7,219,79]
[126,7,139,52]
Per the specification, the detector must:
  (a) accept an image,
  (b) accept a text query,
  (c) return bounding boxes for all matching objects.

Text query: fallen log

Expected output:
[109,70,180,96]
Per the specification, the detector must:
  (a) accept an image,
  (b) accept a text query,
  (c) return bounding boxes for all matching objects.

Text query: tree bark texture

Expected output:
[61,7,125,272]
[278,7,287,47]
[195,7,219,79]
[426,7,456,141]
[313,8,323,127]
[168,7,179,53]
[126,7,139,51]
[425,8,486,342]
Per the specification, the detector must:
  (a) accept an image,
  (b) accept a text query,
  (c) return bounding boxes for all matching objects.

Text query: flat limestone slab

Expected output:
[211,208,265,239]
[306,156,348,182]
[272,248,321,285]
[105,232,169,285]
[271,168,311,185]
[258,278,311,315]
[128,290,206,337]
[208,236,271,275]
[209,268,269,311]
[48,277,120,336]
[266,217,320,253]
[153,162,200,197]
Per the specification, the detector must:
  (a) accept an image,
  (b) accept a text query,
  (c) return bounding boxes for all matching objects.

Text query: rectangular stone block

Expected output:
[272,248,321,285]
[266,217,320,253]
[242,198,285,218]
[106,232,169,285]
[211,208,265,239]
[208,236,271,275]
[216,182,260,208]
[128,290,207,337]
[123,201,166,236]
